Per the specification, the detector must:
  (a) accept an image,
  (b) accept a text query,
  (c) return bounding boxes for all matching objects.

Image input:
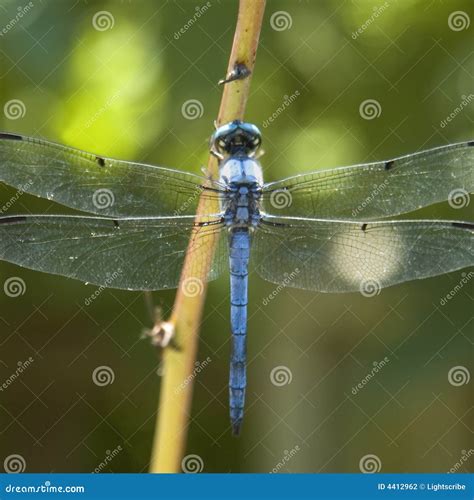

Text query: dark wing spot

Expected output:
[113,219,120,228]
[0,132,23,141]
[361,223,368,231]
[451,222,474,231]
[0,216,28,225]
[96,156,106,167]
[467,140,474,147]
[384,160,395,170]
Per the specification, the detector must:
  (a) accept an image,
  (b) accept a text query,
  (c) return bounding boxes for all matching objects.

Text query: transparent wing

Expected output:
[0,132,223,217]
[262,141,474,219]
[0,214,226,290]
[254,216,474,293]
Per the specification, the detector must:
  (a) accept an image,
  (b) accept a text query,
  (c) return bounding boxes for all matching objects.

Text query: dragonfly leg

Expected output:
[145,321,177,349]
[218,62,251,85]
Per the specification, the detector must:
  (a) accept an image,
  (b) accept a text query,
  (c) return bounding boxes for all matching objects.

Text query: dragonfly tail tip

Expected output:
[231,420,243,436]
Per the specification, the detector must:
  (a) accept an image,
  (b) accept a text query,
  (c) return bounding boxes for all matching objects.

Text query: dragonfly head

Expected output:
[210,120,262,159]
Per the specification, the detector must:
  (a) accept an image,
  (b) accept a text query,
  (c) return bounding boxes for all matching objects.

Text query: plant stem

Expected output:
[149,0,266,474]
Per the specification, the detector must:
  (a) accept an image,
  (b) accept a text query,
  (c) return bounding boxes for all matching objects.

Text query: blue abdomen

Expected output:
[229,228,250,435]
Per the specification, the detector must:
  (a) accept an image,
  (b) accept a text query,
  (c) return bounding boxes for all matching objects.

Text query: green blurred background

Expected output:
[0,0,472,473]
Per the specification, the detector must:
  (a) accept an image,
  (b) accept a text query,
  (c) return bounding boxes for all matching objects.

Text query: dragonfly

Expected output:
[0,122,473,434]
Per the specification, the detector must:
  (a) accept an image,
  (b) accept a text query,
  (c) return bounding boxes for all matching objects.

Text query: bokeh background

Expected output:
[0,0,472,473]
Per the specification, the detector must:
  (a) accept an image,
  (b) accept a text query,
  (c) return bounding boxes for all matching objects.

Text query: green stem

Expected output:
[149,0,266,473]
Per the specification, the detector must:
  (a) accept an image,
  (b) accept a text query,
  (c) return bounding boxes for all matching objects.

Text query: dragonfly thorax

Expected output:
[220,157,262,229]
[219,156,263,186]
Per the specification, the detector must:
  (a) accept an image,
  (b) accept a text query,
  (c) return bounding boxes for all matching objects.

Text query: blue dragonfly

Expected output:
[0,122,473,434]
